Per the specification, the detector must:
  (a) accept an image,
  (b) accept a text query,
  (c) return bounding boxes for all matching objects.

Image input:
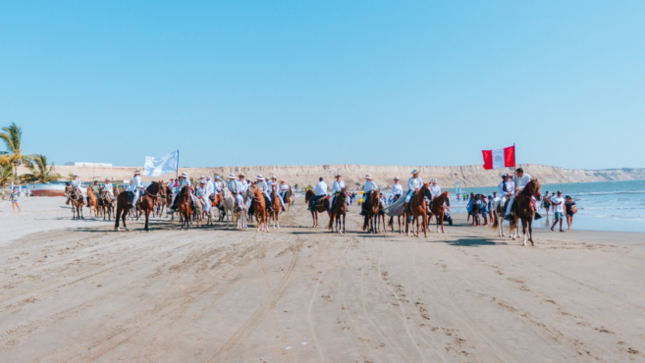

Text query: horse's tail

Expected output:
[362,214,369,231]
[491,211,499,229]
[509,202,518,230]
[328,213,334,230]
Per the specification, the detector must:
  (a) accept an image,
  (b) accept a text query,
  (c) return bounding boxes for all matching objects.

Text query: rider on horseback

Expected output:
[256,175,274,212]
[66,174,84,205]
[505,168,542,220]
[330,173,345,211]
[129,170,143,208]
[308,177,328,211]
[360,175,378,216]
[391,177,403,200]
[403,170,423,212]
[168,173,193,212]
[104,178,114,199]
[499,173,514,218]
[196,179,211,213]
[227,174,246,210]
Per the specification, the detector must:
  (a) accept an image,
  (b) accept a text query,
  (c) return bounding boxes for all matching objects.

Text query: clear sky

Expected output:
[1,1,643,169]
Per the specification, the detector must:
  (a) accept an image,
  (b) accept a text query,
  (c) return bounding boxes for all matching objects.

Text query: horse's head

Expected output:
[146,181,160,195]
[305,189,314,202]
[442,191,451,207]
[422,183,433,199]
[526,179,541,200]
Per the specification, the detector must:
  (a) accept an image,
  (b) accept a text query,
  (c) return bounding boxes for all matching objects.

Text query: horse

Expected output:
[283,187,295,213]
[173,185,193,230]
[388,195,404,233]
[509,179,542,246]
[405,183,432,237]
[86,186,99,218]
[361,190,381,233]
[491,196,519,239]
[153,182,167,217]
[328,188,347,234]
[268,185,282,228]
[192,196,204,227]
[247,184,269,232]
[115,182,160,232]
[99,187,115,221]
[209,190,224,222]
[65,184,85,220]
[222,188,243,229]
[376,194,387,232]
[429,191,451,233]
[304,190,330,228]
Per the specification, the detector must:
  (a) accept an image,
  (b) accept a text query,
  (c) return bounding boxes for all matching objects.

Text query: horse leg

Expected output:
[145,210,151,232]
[114,207,120,231]
[422,213,427,238]
[342,214,346,234]
[528,219,534,246]
[522,219,528,246]
[122,207,128,231]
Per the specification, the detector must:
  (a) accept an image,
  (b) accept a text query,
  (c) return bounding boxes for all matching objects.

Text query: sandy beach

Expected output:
[1,197,644,362]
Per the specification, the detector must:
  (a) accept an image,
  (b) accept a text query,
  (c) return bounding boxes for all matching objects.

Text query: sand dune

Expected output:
[0,197,644,362]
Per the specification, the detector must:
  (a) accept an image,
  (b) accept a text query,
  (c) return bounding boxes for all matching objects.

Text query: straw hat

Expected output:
[393,176,399,180]
[238,173,245,177]
[365,175,373,180]
[411,169,418,174]
[431,178,438,183]
[180,172,188,178]
[334,173,341,177]
[256,175,264,181]
[134,169,141,175]
[228,174,235,179]
[271,175,277,180]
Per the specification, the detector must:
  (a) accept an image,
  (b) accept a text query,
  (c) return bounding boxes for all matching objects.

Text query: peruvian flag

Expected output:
[482,145,516,170]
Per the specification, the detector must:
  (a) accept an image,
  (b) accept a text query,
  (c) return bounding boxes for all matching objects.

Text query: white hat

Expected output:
[214,176,220,180]
[334,173,341,177]
[73,174,78,177]
[411,169,419,174]
[238,173,245,177]
[180,172,188,178]
[394,176,399,180]
[134,169,141,174]
[228,174,235,179]
[256,175,264,180]
[206,176,211,180]
[365,175,373,179]
[200,179,206,184]
[431,178,438,183]
[200,175,205,179]
[271,175,277,179]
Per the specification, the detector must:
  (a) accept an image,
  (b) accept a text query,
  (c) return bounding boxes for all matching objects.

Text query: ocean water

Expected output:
[446,180,645,233]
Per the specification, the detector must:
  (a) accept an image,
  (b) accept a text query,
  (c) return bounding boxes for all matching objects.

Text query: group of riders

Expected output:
[65,166,539,224]
[308,169,444,215]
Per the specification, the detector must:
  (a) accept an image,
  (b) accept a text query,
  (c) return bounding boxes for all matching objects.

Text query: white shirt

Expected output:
[332,180,345,194]
[213,181,223,191]
[407,177,423,192]
[176,178,191,193]
[104,183,114,196]
[280,184,289,192]
[227,179,239,193]
[363,180,378,194]
[196,185,208,198]
[132,175,142,189]
[71,178,82,188]
[391,183,403,196]
[430,184,441,199]
[514,173,531,191]
[499,181,515,196]
[258,180,269,194]
[551,196,565,213]
[314,181,328,196]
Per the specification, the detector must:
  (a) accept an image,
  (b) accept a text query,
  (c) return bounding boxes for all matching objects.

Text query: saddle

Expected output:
[315,197,327,207]
[126,191,135,204]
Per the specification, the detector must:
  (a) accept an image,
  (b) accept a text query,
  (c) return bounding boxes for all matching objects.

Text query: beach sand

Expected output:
[1,197,644,362]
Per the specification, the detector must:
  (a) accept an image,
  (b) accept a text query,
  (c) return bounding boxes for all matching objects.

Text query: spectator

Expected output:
[550,191,565,232]
[565,195,577,230]
[543,191,551,217]
[466,193,475,223]
[480,195,489,226]
[11,187,21,212]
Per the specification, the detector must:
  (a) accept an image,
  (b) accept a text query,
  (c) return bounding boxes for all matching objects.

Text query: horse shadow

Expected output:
[435,236,507,247]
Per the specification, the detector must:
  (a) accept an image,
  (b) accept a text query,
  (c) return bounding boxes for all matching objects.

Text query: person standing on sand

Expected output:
[11,187,20,212]
[550,191,565,232]
[543,191,551,217]
[565,195,577,230]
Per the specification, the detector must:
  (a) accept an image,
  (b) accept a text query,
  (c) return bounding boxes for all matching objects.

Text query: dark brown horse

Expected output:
[305,190,330,228]
[510,179,542,246]
[99,186,115,221]
[115,182,160,232]
[248,184,269,232]
[406,183,431,237]
[362,190,381,233]
[429,191,451,233]
[268,185,282,228]
[328,188,347,234]
[65,184,84,220]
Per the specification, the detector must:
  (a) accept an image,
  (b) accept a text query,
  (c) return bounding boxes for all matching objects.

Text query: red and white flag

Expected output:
[482,145,516,170]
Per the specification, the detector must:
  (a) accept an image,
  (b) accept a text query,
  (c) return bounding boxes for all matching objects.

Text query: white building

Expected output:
[64,162,113,167]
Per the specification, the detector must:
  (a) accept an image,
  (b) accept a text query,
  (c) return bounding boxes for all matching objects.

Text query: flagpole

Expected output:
[176,149,179,179]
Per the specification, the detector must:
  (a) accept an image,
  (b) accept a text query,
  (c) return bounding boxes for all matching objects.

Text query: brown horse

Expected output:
[248,184,269,232]
[86,186,99,217]
[362,190,381,233]
[376,193,387,232]
[406,183,432,237]
[175,185,193,229]
[283,186,295,213]
[388,195,404,233]
[328,188,347,234]
[114,182,160,232]
[153,181,167,217]
[210,190,224,222]
[305,190,330,228]
[429,191,451,233]
[268,185,282,228]
[65,184,84,220]
[99,187,115,221]
[510,179,542,246]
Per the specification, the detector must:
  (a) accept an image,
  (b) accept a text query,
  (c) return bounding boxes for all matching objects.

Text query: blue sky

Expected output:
[1,1,643,169]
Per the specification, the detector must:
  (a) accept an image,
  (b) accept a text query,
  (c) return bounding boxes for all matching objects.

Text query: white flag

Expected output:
[143,150,179,177]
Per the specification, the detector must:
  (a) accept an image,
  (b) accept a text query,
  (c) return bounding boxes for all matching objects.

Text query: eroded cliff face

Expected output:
[40,164,645,189]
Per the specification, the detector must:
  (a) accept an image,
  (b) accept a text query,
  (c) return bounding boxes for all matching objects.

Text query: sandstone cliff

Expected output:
[32,164,645,189]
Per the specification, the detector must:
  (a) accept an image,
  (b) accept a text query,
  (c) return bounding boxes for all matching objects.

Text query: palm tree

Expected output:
[0,162,13,188]
[22,154,62,183]
[0,123,34,182]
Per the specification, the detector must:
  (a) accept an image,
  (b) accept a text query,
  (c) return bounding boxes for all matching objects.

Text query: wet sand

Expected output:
[1,197,644,362]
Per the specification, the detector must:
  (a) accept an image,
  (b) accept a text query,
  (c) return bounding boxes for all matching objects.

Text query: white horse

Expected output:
[492,199,519,239]
[223,188,247,230]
